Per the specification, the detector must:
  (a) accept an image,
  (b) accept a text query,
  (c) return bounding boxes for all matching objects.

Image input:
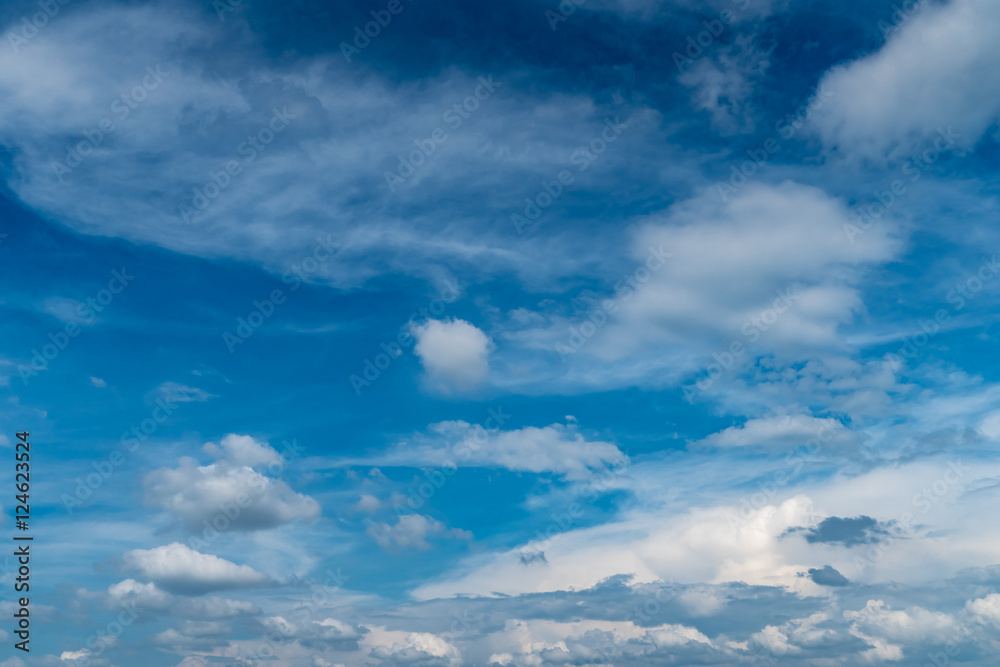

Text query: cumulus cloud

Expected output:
[153,627,225,649]
[109,579,258,620]
[202,433,283,468]
[965,593,1000,628]
[413,495,824,599]
[354,494,382,514]
[411,319,493,392]
[259,616,365,651]
[497,182,901,393]
[812,0,1000,159]
[353,420,627,481]
[844,600,958,657]
[626,182,896,348]
[144,434,319,531]
[371,440,999,610]
[368,631,462,666]
[121,543,272,595]
[750,612,836,657]
[479,617,713,666]
[977,411,1000,440]
[367,514,472,551]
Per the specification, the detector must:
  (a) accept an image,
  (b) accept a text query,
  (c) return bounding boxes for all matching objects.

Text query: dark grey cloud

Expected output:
[788,515,893,547]
[806,565,849,587]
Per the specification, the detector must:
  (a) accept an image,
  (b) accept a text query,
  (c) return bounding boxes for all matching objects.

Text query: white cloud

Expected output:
[144,434,319,531]
[203,433,282,468]
[40,296,90,324]
[367,514,471,551]
[121,543,272,594]
[409,442,1000,601]
[155,381,215,404]
[692,414,852,450]
[977,411,1000,440]
[260,616,363,645]
[349,420,627,481]
[152,627,223,648]
[89,376,107,388]
[812,0,1000,159]
[752,624,798,655]
[964,593,1000,628]
[367,630,462,666]
[413,495,823,599]
[106,579,259,620]
[354,494,381,514]
[108,578,173,607]
[625,182,896,349]
[412,319,493,391]
[478,617,713,666]
[844,600,958,657]
[172,658,211,667]
[751,613,834,656]
[678,35,769,134]
[495,182,900,393]
[0,2,663,290]
[429,420,626,480]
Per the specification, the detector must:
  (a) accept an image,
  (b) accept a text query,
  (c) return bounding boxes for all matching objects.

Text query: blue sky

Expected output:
[3,0,1000,664]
